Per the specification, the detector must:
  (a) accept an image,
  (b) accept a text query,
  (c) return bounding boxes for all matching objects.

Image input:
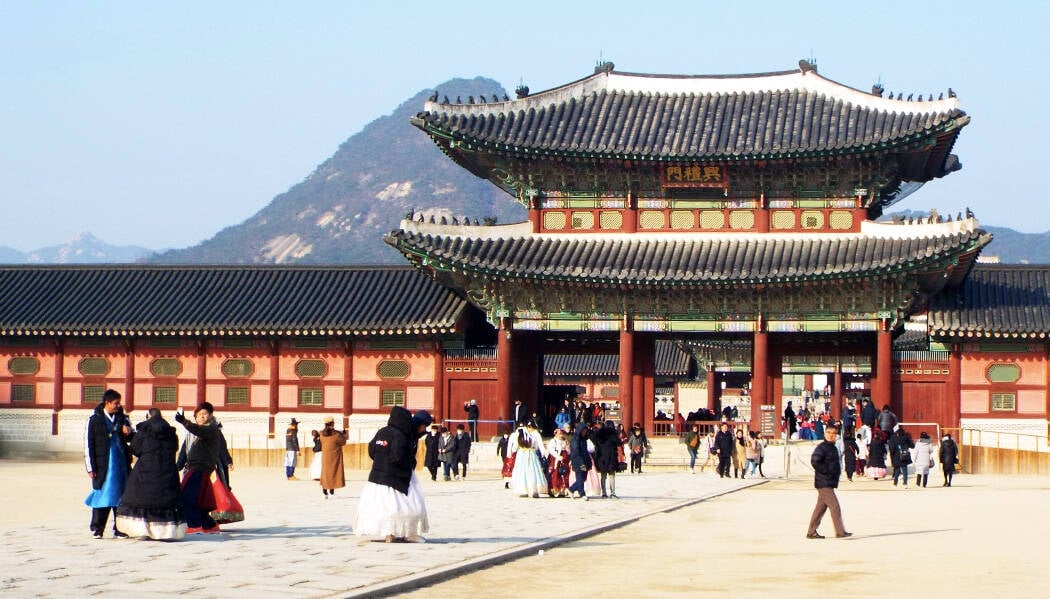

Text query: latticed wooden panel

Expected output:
[8,357,39,375]
[829,210,853,230]
[801,210,825,229]
[771,210,796,230]
[221,359,255,378]
[295,359,328,378]
[153,386,177,404]
[669,210,695,229]
[79,357,110,376]
[82,385,105,405]
[639,210,666,229]
[599,210,623,229]
[543,211,567,230]
[699,210,725,229]
[381,389,405,406]
[299,388,323,406]
[728,210,755,229]
[150,358,182,377]
[225,387,249,405]
[377,360,409,379]
[571,211,595,230]
[11,384,35,402]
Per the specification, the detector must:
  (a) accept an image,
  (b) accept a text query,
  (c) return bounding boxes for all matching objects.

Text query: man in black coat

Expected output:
[454,424,472,479]
[806,425,850,539]
[464,399,480,442]
[593,421,621,498]
[84,389,133,538]
[860,399,878,429]
[423,425,440,481]
[568,425,592,500]
[783,401,797,439]
[713,422,735,478]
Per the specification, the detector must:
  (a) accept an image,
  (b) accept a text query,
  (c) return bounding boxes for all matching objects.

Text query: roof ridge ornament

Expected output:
[798,59,817,74]
[594,59,615,74]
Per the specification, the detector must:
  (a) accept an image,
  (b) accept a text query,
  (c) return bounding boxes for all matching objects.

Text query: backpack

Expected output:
[898,444,912,465]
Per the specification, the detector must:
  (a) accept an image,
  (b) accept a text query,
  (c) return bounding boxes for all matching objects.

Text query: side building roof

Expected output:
[544,340,693,377]
[928,265,1050,339]
[0,265,469,337]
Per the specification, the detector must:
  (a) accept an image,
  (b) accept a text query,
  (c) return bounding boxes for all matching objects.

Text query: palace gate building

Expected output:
[385,60,991,436]
[3,61,1050,454]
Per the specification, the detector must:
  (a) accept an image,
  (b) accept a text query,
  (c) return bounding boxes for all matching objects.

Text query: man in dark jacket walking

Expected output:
[593,421,621,498]
[806,424,850,539]
[713,422,735,478]
[84,389,133,539]
[454,424,472,479]
[890,425,915,487]
[859,399,878,429]
[569,425,592,500]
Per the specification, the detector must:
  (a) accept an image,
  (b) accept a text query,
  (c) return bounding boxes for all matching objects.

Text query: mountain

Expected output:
[151,77,525,264]
[0,232,153,264]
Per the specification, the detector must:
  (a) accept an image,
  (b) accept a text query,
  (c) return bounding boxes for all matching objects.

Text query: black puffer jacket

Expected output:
[120,414,181,509]
[811,440,841,489]
[593,426,620,473]
[85,403,133,490]
[367,406,420,495]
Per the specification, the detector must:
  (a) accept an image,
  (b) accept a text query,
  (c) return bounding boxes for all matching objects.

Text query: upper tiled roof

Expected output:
[928,265,1050,338]
[544,341,693,377]
[386,218,990,287]
[413,63,967,179]
[0,266,468,337]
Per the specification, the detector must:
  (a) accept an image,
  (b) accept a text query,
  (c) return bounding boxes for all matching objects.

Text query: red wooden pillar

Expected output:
[52,339,65,435]
[123,338,135,414]
[950,342,963,431]
[643,336,655,434]
[831,364,843,421]
[706,363,717,412]
[750,328,768,432]
[619,319,635,425]
[623,191,638,233]
[342,340,354,430]
[195,338,207,409]
[269,339,280,437]
[874,324,892,410]
[496,318,513,424]
[433,341,445,426]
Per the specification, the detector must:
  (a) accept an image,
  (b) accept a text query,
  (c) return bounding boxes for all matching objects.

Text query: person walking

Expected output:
[437,426,456,481]
[890,425,915,488]
[84,389,133,539]
[173,402,222,534]
[912,431,934,488]
[115,408,185,540]
[508,421,548,497]
[684,424,702,473]
[866,429,888,480]
[593,421,620,498]
[496,427,514,489]
[284,418,301,480]
[806,424,851,539]
[454,424,472,479]
[784,401,797,439]
[732,428,746,478]
[939,432,960,486]
[859,398,878,429]
[842,432,858,482]
[309,429,323,481]
[568,424,592,501]
[354,407,433,543]
[318,416,347,499]
[713,422,734,478]
[745,430,762,478]
[627,423,649,474]
[423,424,440,482]
[546,428,571,497]
[464,399,480,442]
[854,433,868,477]
[877,405,898,436]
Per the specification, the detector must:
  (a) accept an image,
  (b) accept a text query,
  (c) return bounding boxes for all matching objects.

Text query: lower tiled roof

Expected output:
[0,266,468,337]
[386,228,990,286]
[544,341,693,377]
[928,265,1050,338]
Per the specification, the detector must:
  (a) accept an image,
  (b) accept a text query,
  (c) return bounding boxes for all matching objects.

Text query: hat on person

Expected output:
[323,415,334,424]
[411,410,434,428]
[290,418,299,426]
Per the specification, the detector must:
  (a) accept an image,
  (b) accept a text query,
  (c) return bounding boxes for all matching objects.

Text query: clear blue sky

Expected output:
[2,1,1047,252]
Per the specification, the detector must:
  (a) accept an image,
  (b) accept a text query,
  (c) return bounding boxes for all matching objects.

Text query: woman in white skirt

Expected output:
[509,421,548,497]
[354,407,433,543]
[309,430,323,481]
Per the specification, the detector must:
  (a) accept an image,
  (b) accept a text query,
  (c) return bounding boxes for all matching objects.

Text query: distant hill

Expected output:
[150,77,525,264]
[0,233,153,264]
[883,210,1050,264]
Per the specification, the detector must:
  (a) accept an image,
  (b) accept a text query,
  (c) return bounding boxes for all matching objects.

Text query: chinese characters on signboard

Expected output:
[661,164,727,188]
